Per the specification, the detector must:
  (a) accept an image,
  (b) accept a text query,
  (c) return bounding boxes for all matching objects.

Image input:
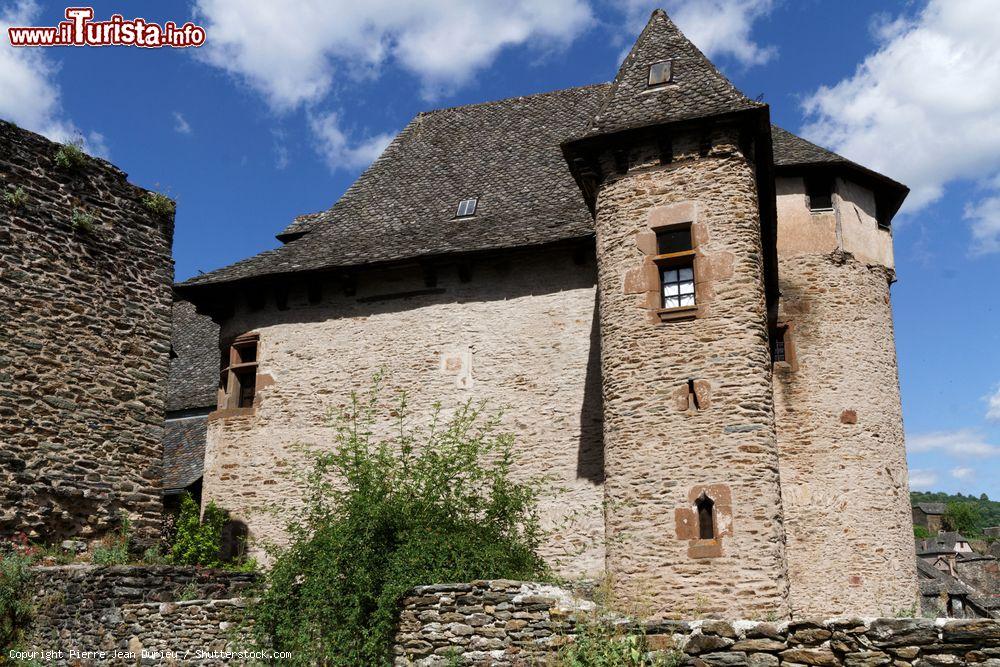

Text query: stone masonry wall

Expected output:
[774,178,917,617]
[394,580,1000,666]
[200,245,605,578]
[0,121,174,545]
[26,565,256,666]
[592,125,787,618]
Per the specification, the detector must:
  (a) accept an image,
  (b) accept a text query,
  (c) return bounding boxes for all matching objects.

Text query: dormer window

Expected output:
[456,198,478,218]
[648,60,673,87]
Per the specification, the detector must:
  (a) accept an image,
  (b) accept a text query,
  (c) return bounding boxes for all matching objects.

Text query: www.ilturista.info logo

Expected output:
[8,7,206,48]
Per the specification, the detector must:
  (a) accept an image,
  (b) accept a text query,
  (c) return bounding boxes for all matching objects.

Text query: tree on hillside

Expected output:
[944,501,982,536]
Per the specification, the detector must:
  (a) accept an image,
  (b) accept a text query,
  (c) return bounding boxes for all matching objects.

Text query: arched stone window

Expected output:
[696,492,715,540]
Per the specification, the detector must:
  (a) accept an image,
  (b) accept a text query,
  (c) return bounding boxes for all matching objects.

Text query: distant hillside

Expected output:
[911,491,1000,534]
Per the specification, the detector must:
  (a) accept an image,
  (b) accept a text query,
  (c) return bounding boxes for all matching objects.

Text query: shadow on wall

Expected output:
[578,297,604,484]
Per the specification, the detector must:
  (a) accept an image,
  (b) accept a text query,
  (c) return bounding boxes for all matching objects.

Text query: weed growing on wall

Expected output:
[91,515,132,566]
[142,191,175,218]
[70,209,96,234]
[251,376,546,665]
[1,186,28,209]
[53,141,87,170]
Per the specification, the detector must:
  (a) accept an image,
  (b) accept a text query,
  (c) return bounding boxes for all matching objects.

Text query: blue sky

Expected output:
[2,1,997,499]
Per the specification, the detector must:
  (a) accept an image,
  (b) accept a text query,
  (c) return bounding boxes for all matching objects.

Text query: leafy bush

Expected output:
[170,493,227,567]
[0,550,34,654]
[251,379,546,665]
[912,490,1000,533]
[142,191,175,218]
[2,186,28,209]
[913,525,930,539]
[91,515,131,566]
[70,208,96,234]
[557,617,682,667]
[54,141,87,170]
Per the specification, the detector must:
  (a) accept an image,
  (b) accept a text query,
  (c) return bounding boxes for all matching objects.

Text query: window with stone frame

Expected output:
[219,334,258,409]
[653,224,696,311]
[696,492,715,540]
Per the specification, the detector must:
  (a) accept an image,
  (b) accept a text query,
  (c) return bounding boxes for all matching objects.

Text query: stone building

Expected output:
[175,11,917,618]
[0,120,174,546]
[914,502,946,534]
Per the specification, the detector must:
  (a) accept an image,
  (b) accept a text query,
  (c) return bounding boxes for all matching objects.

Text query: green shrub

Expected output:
[251,377,546,665]
[170,494,227,567]
[54,141,87,170]
[557,616,682,667]
[142,191,175,218]
[70,208,96,234]
[92,515,131,566]
[2,186,28,209]
[0,550,34,654]
[913,525,930,539]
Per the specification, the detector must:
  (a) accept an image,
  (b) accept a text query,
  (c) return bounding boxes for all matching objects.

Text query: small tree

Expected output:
[944,501,982,536]
[251,378,546,665]
[170,493,227,567]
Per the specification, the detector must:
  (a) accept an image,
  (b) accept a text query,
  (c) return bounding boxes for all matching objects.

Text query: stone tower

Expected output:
[771,128,918,616]
[563,10,789,618]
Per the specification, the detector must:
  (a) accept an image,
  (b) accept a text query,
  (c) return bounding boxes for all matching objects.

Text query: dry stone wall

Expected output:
[200,245,605,578]
[592,125,787,618]
[26,565,256,666]
[774,180,917,616]
[0,120,174,546]
[394,580,1000,666]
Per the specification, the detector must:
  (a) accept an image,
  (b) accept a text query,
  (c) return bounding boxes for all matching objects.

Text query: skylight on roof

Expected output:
[456,198,478,218]
[648,60,673,87]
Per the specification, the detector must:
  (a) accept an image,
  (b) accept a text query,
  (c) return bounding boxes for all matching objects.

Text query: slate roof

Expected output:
[917,532,971,555]
[916,558,970,596]
[167,299,219,412]
[572,9,761,141]
[163,416,207,491]
[914,502,947,515]
[175,11,907,293]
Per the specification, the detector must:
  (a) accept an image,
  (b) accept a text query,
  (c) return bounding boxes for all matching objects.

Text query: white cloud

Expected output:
[0,0,97,149]
[800,0,1000,252]
[908,429,1000,458]
[308,111,394,172]
[615,0,777,67]
[951,466,975,480]
[173,111,192,135]
[193,0,593,109]
[908,468,938,491]
[987,386,1000,422]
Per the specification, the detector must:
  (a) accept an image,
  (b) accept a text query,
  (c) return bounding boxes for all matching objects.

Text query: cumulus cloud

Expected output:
[908,429,1000,458]
[987,386,1000,422]
[908,468,938,491]
[0,0,101,152]
[308,111,394,172]
[800,0,1000,252]
[615,0,777,67]
[951,466,975,480]
[173,111,192,135]
[193,0,593,109]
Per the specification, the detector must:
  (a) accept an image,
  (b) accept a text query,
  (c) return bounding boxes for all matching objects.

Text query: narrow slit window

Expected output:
[806,176,833,211]
[648,60,673,87]
[772,325,787,362]
[696,493,715,540]
[456,198,478,218]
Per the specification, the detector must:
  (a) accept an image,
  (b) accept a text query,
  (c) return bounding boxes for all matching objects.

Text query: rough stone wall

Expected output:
[0,121,174,545]
[26,565,256,666]
[774,177,917,616]
[201,246,605,578]
[394,580,1000,666]
[592,125,787,618]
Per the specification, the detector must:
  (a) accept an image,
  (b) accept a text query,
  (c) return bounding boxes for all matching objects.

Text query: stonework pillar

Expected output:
[594,126,789,618]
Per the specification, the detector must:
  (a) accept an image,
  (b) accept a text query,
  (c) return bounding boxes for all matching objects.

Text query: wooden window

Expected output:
[772,326,787,362]
[806,175,833,211]
[653,225,696,312]
[696,492,715,540]
[648,60,672,86]
[219,334,258,409]
[771,323,797,370]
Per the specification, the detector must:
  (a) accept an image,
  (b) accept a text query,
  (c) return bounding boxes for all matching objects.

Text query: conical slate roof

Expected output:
[574,9,762,140]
